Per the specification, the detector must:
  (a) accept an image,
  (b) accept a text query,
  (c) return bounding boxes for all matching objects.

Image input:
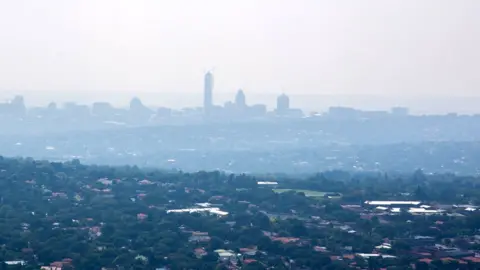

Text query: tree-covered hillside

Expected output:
[0,157,479,269]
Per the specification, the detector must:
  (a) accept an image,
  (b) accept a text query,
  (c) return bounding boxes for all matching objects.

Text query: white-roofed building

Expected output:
[167,207,228,216]
[365,201,421,207]
[356,253,397,259]
[5,261,26,266]
[257,181,278,185]
[408,208,443,215]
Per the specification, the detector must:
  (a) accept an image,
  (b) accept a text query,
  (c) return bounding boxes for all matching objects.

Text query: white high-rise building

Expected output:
[203,72,214,114]
[276,93,290,114]
[235,89,246,108]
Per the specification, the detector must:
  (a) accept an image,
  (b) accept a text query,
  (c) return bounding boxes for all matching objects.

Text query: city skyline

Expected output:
[1,67,479,115]
[3,90,480,115]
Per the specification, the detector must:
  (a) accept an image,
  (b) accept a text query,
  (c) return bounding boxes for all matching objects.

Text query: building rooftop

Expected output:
[365,201,421,206]
[167,207,228,216]
[408,208,443,213]
[356,253,397,259]
[257,181,278,185]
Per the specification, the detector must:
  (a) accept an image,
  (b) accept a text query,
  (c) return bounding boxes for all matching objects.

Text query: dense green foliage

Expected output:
[0,157,479,269]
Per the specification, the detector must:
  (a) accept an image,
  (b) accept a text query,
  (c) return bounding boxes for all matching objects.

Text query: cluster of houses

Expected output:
[14,176,480,269]
[362,200,477,216]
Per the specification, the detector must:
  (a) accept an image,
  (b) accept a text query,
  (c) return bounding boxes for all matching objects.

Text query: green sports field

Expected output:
[273,189,341,198]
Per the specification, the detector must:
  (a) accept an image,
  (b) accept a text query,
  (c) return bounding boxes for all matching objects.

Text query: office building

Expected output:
[203,72,214,114]
[276,93,290,115]
[235,89,246,108]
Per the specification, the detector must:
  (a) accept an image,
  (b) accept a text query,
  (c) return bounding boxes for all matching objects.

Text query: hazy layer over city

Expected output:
[0,0,479,113]
[2,2,480,269]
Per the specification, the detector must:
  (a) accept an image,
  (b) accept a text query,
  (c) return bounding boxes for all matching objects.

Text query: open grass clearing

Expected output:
[273,189,341,198]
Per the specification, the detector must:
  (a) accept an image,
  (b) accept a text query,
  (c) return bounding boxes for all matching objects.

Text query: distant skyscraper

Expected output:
[129,97,152,122]
[276,93,290,114]
[203,72,214,113]
[235,89,246,107]
[7,95,26,116]
[129,97,145,112]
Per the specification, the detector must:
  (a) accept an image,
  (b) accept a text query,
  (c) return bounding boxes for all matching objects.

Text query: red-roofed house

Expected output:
[244,259,257,264]
[137,213,148,220]
[50,262,63,268]
[271,237,299,244]
[139,180,153,185]
[462,256,480,263]
[243,259,257,264]
[418,258,432,264]
[194,248,207,258]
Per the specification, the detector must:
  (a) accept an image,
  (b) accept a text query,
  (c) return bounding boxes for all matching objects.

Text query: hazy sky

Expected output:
[0,0,479,98]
